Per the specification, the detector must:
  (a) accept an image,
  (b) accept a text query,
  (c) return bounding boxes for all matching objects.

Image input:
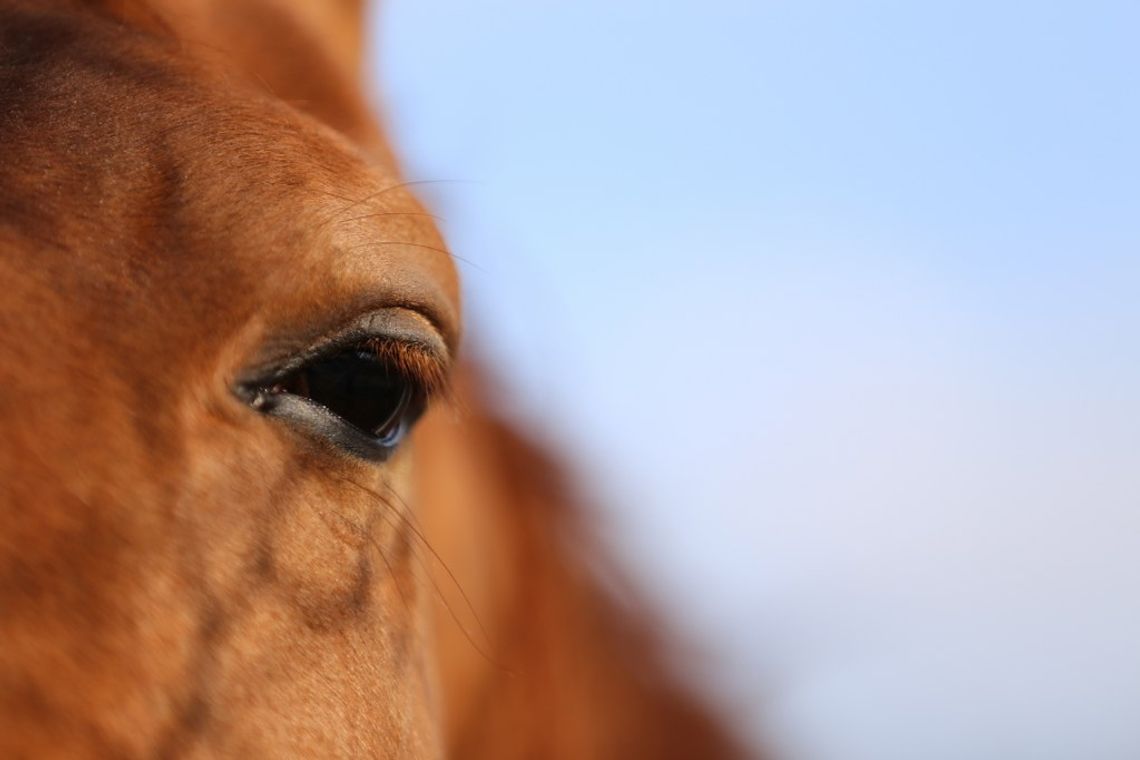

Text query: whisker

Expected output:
[335,475,512,674]
[313,189,362,205]
[338,211,446,225]
[341,477,488,640]
[347,241,486,273]
[325,179,469,225]
[379,481,495,648]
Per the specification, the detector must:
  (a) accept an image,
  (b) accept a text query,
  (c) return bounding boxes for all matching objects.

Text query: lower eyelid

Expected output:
[253,392,408,462]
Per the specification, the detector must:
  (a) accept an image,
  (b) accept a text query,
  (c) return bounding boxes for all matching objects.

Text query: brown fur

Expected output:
[0,0,752,756]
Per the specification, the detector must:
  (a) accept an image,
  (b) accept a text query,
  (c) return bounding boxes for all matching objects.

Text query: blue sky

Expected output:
[373,2,1139,757]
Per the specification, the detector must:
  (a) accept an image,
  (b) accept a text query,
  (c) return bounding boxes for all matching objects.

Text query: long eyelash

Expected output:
[361,337,453,402]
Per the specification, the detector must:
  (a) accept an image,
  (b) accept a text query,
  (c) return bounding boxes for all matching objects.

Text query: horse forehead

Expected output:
[0,8,455,334]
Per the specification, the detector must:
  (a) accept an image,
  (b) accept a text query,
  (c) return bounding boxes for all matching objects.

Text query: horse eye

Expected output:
[256,348,422,450]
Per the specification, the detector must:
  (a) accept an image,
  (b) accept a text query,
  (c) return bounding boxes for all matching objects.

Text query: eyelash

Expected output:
[355,338,450,400]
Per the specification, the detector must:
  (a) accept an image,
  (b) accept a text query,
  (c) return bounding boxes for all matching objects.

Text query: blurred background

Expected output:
[370,2,1139,758]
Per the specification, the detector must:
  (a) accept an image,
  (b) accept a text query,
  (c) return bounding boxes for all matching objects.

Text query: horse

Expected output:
[0,1,751,756]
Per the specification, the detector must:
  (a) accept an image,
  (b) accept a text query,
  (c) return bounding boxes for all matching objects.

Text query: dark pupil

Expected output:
[281,350,408,438]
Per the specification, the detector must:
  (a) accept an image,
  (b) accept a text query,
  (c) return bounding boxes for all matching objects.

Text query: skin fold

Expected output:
[0,1,752,756]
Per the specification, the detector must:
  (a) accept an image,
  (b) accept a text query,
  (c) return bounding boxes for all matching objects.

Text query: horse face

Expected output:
[0,3,457,755]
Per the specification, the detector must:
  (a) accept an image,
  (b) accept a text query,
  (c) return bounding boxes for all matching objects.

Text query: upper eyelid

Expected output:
[393,299,460,357]
[238,307,451,390]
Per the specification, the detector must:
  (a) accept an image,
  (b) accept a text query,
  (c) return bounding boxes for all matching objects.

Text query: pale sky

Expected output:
[372,2,1140,757]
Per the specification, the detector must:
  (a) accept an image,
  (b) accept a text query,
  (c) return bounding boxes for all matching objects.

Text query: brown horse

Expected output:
[0,0,751,756]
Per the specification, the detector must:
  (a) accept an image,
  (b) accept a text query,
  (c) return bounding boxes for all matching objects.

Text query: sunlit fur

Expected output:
[0,0,752,756]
